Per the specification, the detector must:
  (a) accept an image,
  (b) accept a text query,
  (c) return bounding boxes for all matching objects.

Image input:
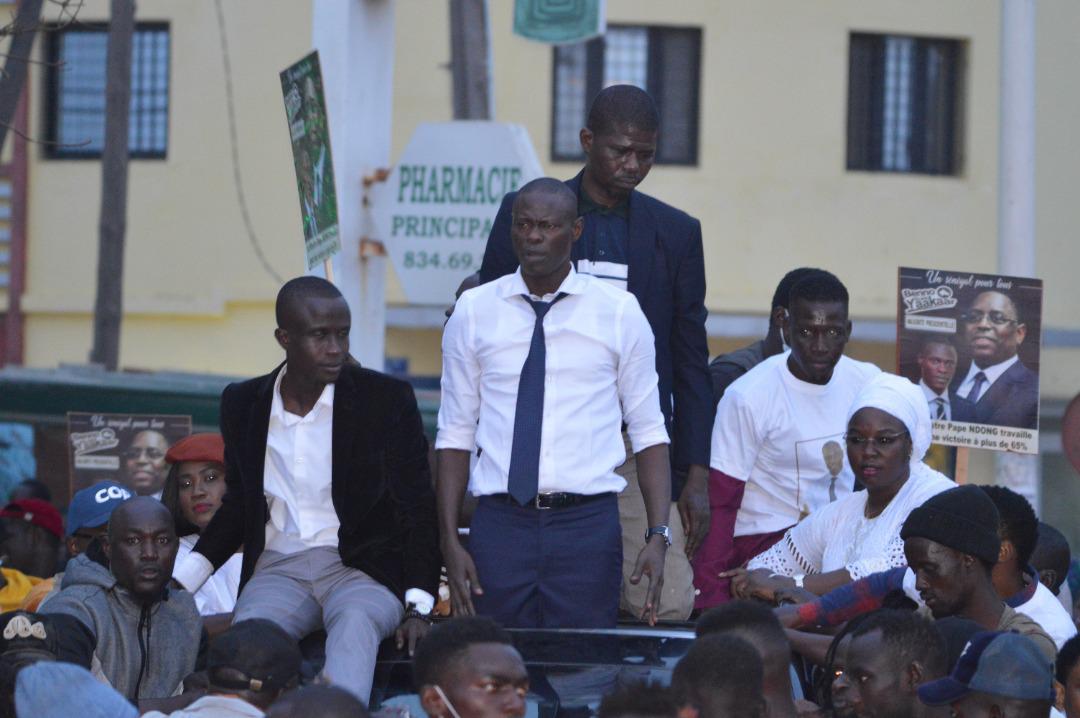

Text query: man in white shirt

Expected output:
[437,178,672,627]
[952,290,1039,429]
[696,271,880,607]
[173,276,440,702]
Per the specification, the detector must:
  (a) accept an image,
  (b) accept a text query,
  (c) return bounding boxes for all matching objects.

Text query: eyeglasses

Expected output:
[123,448,165,461]
[844,431,909,449]
[960,310,1018,326]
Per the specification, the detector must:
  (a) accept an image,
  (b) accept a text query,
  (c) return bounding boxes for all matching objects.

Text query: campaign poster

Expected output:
[896,267,1043,454]
[280,51,341,269]
[66,413,192,498]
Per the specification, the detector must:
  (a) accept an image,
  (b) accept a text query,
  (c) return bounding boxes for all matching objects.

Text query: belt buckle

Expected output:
[534,493,554,510]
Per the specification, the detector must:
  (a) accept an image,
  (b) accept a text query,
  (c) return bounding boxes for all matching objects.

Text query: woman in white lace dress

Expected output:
[725,372,954,601]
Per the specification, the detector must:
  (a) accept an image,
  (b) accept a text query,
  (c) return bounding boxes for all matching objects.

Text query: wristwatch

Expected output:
[645,525,672,547]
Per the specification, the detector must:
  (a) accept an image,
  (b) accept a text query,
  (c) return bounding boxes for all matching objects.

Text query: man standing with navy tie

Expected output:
[437,178,672,627]
[479,86,712,621]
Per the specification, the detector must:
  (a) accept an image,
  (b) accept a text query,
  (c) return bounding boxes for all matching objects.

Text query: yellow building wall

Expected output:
[14,1,1080,401]
[22,0,312,374]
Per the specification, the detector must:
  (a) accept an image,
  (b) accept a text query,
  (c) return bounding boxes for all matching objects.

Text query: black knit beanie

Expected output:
[900,485,1001,564]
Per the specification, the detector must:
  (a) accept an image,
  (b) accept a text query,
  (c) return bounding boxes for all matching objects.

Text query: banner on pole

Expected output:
[896,267,1043,455]
[281,51,341,270]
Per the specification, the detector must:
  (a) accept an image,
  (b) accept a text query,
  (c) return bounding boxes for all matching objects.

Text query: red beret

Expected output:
[165,433,225,465]
[0,499,63,540]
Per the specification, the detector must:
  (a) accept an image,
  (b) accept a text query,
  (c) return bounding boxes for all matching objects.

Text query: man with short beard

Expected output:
[44,497,200,701]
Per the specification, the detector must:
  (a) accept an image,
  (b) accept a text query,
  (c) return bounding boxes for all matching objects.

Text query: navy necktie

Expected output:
[966,371,988,403]
[933,397,946,419]
[507,292,567,506]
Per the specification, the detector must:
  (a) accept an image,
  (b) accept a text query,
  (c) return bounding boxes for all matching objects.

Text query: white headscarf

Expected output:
[846,372,934,463]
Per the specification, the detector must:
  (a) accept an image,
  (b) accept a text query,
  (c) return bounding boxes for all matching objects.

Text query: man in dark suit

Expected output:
[951,290,1039,429]
[172,276,440,702]
[478,85,712,621]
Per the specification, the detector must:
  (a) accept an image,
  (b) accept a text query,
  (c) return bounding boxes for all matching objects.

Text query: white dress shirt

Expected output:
[919,379,951,420]
[174,368,436,612]
[262,367,340,553]
[436,266,669,496]
[956,354,1019,400]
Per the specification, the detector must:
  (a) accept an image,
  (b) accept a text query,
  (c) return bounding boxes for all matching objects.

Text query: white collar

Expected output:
[271,365,335,426]
[919,379,949,402]
[962,354,1019,387]
[496,265,587,302]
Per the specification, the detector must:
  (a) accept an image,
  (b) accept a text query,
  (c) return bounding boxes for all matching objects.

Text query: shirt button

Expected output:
[296,457,305,464]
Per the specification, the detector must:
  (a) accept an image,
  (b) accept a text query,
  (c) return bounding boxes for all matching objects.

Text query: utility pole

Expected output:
[996,0,1039,510]
[449,0,492,119]
[89,0,134,370]
[312,0,395,371]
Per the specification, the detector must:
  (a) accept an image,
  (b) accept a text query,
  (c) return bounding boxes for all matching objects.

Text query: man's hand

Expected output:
[629,537,667,625]
[677,464,710,560]
[442,539,483,616]
[394,616,430,656]
[718,567,793,604]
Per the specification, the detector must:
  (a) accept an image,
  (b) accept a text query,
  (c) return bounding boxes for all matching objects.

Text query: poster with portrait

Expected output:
[66,413,192,499]
[896,267,1043,454]
[280,51,341,269]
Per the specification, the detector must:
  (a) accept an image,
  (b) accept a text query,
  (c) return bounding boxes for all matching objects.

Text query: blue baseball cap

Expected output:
[66,481,133,535]
[918,630,1055,706]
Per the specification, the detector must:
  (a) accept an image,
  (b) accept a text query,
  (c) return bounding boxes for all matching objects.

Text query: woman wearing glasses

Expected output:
[724,372,955,601]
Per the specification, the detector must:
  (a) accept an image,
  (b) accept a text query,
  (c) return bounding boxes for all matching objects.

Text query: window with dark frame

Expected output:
[846,32,963,176]
[551,25,702,166]
[43,23,170,159]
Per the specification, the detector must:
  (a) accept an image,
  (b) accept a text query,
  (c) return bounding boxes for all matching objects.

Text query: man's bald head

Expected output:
[106,497,178,604]
[276,276,345,330]
[513,178,577,224]
[266,685,370,718]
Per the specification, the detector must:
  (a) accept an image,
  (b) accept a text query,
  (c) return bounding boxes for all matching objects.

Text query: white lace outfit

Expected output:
[747,372,954,580]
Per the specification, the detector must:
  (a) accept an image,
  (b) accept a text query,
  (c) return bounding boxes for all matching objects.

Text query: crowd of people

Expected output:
[0,82,1074,717]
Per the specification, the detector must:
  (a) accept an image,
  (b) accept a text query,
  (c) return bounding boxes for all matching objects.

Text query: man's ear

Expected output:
[1015,322,1027,346]
[274,327,289,353]
[420,685,447,718]
[770,305,787,331]
[571,216,584,242]
[1055,679,1066,713]
[579,127,594,156]
[999,539,1016,564]
[905,661,925,693]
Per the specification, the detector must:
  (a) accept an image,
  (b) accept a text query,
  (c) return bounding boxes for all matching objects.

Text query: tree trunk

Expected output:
[89,0,134,370]
[0,0,45,156]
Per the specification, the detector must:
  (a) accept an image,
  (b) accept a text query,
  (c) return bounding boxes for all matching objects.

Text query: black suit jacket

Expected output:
[193,363,440,601]
[950,360,1039,429]
[478,171,713,493]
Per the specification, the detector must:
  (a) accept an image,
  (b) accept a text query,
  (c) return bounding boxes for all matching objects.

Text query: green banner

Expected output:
[513,0,604,44]
[280,51,341,269]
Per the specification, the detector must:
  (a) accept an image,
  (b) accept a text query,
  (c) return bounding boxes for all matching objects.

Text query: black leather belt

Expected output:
[487,492,614,510]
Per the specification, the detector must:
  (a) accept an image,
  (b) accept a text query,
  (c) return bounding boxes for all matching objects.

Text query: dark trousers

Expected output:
[470,494,622,628]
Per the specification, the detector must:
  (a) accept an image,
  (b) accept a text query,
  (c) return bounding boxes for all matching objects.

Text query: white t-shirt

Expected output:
[176,534,241,616]
[711,352,881,536]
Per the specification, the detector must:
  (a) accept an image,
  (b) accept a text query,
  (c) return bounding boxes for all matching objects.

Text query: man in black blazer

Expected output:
[173,277,439,701]
[951,290,1039,429]
[478,86,712,620]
